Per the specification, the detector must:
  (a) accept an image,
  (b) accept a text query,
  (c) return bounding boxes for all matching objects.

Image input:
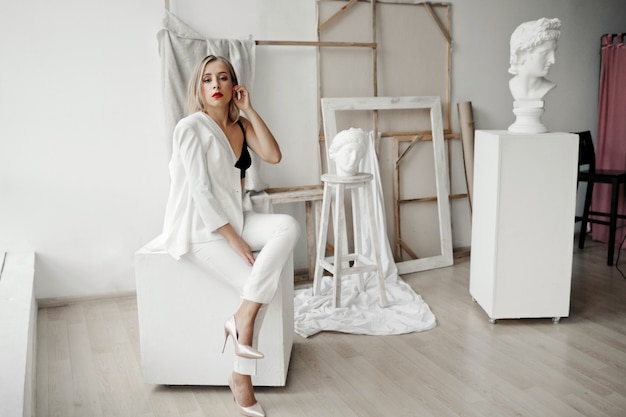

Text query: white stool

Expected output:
[313,173,388,308]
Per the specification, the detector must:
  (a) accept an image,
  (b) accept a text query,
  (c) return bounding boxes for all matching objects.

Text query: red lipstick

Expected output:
[212,92,223,98]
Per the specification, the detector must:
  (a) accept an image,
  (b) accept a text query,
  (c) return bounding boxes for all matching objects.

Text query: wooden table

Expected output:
[251,185,324,281]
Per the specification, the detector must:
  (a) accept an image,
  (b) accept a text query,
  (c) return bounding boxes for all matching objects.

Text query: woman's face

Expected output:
[519,39,557,78]
[201,60,234,109]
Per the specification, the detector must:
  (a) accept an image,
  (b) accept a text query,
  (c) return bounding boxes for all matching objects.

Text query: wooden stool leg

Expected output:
[305,201,315,281]
[579,181,593,249]
[332,183,347,308]
[313,184,332,296]
[608,179,620,266]
[351,186,365,292]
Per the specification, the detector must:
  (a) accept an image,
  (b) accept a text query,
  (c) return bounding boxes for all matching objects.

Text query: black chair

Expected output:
[575,130,626,265]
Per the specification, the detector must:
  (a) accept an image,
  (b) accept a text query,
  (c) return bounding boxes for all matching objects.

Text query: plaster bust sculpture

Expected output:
[328,128,367,176]
[507,17,561,133]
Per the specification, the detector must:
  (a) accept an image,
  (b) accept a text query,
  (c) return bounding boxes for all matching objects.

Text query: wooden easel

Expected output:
[392,132,468,262]
[162,0,471,275]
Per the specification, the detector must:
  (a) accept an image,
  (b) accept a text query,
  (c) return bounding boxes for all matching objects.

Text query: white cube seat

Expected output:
[135,245,294,386]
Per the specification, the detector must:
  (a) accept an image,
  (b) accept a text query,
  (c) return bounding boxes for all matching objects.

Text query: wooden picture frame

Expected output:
[321,96,453,274]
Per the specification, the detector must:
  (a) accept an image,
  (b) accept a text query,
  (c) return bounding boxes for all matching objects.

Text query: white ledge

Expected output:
[0,252,37,417]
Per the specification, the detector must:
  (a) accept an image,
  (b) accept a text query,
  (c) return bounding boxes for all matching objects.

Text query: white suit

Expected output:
[160,112,247,258]
[151,111,300,375]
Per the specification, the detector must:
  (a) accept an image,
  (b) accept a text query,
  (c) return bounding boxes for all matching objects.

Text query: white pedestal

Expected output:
[135,247,294,386]
[469,130,578,323]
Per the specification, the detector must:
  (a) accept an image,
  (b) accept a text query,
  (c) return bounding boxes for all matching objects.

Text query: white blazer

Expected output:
[155,112,247,259]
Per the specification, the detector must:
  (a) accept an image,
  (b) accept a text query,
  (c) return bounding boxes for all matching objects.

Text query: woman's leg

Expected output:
[190,243,261,408]
[191,212,299,349]
[240,212,301,304]
[190,212,299,406]
[189,241,259,372]
[230,300,261,408]
[231,212,299,408]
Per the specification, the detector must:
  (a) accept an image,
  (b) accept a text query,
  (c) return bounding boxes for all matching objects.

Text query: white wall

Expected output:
[0,0,167,298]
[449,0,625,135]
[169,0,320,188]
[1,0,625,299]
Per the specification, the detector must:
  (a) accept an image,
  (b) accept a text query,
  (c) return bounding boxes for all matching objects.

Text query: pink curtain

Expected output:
[591,34,626,244]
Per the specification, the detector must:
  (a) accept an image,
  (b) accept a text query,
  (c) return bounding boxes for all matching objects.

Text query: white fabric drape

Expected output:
[156,11,266,191]
[357,131,399,282]
[294,132,437,337]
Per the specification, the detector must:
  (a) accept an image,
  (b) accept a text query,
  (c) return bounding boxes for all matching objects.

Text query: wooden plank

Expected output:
[399,193,468,204]
[399,240,419,260]
[256,40,376,48]
[266,185,322,193]
[319,131,461,141]
[322,95,453,274]
[261,186,324,204]
[386,132,461,140]
[423,2,451,45]
[46,315,73,417]
[395,135,423,167]
[67,319,104,417]
[318,0,360,32]
[393,138,402,259]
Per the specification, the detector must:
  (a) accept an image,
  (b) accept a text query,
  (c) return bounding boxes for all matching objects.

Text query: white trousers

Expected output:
[189,211,300,375]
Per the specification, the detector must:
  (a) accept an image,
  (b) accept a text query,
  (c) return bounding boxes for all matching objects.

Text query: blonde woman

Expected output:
[158,55,300,417]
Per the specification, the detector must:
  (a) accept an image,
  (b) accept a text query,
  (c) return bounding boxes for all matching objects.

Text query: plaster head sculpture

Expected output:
[509,17,561,101]
[328,128,368,177]
[508,17,561,133]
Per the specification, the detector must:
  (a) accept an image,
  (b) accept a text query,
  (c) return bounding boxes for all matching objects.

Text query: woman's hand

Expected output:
[233,85,251,113]
[227,234,255,266]
[217,223,255,266]
[234,84,282,164]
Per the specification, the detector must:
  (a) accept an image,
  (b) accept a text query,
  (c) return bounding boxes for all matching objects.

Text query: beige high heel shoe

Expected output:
[222,316,264,359]
[228,375,266,417]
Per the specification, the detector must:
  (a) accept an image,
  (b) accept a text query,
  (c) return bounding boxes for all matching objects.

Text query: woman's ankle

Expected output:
[231,372,257,407]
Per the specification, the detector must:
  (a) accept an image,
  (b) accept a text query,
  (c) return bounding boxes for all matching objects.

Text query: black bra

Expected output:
[234,120,251,179]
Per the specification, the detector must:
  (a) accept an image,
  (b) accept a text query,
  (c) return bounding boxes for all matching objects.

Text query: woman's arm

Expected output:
[175,121,230,232]
[233,85,282,164]
[175,117,254,265]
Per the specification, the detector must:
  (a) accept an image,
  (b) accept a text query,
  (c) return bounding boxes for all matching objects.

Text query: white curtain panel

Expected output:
[157,11,266,191]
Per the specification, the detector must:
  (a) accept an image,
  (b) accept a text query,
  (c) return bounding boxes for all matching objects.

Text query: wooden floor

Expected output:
[36,238,626,417]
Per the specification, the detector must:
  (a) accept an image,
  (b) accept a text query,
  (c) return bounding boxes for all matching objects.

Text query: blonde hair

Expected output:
[186,55,240,123]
